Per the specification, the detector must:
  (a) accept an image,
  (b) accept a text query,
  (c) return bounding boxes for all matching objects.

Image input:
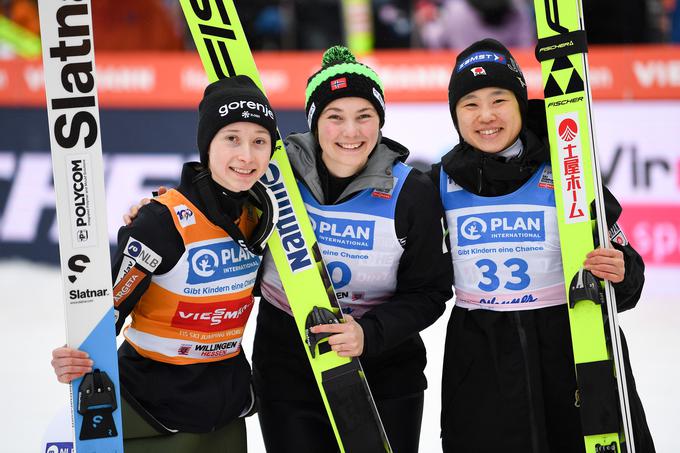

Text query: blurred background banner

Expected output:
[1,50,679,281]
[1,0,679,451]
[2,47,680,108]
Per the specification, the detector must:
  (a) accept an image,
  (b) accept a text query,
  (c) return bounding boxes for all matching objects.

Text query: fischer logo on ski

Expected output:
[533,0,637,451]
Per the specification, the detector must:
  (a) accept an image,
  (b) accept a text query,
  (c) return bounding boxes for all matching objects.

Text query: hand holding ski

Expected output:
[310,315,365,357]
[584,247,625,283]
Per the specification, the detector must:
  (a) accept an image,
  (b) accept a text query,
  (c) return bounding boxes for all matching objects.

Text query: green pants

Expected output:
[120,396,247,453]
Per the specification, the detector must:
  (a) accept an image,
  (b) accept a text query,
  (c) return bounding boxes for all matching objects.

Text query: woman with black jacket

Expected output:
[430,38,655,453]
[253,46,453,453]
[50,75,279,452]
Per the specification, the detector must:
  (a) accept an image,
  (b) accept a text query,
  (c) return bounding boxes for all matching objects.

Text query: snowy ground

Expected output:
[0,260,676,452]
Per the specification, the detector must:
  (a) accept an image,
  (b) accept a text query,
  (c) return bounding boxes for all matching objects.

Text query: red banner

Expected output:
[2,46,680,109]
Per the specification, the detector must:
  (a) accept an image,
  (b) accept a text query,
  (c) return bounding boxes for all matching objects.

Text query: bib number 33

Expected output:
[475,258,530,291]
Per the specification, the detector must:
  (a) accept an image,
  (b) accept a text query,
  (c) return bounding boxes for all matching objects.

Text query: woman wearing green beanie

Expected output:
[253,46,453,452]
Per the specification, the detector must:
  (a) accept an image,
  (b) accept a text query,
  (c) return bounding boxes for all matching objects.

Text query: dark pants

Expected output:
[257,392,424,453]
[121,393,247,453]
[441,305,655,453]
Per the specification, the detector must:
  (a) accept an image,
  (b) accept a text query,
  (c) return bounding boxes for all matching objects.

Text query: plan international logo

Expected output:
[458,211,545,246]
[308,213,375,250]
[187,241,260,284]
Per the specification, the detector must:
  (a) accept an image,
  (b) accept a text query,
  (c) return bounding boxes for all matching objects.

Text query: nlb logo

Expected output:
[558,118,578,141]
[458,211,545,246]
[187,241,259,284]
[309,213,375,250]
[124,237,162,272]
[127,240,142,257]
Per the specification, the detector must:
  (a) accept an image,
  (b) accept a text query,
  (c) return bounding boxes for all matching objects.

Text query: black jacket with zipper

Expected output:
[428,100,655,453]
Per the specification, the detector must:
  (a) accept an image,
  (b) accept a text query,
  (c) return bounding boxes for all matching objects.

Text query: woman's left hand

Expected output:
[584,246,625,283]
[310,315,364,357]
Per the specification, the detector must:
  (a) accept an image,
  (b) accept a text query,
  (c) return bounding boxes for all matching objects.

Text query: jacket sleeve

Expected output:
[600,187,645,312]
[357,170,453,357]
[111,201,183,334]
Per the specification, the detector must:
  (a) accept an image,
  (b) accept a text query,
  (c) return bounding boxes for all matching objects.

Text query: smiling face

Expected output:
[316,97,380,177]
[455,87,522,154]
[207,121,271,192]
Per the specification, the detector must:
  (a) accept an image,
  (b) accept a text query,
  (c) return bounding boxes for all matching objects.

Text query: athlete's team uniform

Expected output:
[112,163,258,437]
[253,132,453,453]
[429,100,655,453]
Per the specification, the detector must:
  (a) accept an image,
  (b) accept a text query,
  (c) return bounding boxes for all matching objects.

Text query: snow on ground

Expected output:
[0,260,676,452]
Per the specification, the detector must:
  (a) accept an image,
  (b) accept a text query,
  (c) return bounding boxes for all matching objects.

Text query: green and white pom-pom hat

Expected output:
[304,45,386,132]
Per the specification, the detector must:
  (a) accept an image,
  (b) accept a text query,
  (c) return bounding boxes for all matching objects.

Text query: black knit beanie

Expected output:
[305,45,385,133]
[448,38,527,131]
[197,75,278,166]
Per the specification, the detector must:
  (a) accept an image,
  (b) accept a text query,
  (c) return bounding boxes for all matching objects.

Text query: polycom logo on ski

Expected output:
[187,241,259,284]
[458,211,545,246]
[308,213,375,250]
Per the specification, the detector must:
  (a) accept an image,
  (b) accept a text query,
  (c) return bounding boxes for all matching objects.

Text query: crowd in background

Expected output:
[1,0,680,52]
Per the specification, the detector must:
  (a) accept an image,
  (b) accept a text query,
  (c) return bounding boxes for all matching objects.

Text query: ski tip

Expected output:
[322,46,357,67]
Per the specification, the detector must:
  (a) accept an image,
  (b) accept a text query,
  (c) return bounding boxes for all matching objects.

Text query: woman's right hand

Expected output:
[51,346,93,384]
[122,186,168,225]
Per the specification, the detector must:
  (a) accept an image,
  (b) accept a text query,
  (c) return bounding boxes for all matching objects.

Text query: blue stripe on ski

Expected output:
[70,306,123,453]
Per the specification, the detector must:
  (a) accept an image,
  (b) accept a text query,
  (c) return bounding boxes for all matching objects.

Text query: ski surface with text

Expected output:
[36,0,124,452]
[176,1,392,452]
[533,0,635,452]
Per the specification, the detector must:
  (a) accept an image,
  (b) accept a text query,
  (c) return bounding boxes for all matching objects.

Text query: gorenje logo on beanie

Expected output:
[218,100,275,120]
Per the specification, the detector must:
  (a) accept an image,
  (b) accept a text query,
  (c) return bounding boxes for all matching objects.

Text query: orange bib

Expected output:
[124,189,261,365]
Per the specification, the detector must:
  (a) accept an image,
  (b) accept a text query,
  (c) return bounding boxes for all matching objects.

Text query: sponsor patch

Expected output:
[306,102,316,128]
[308,214,375,250]
[555,112,587,223]
[538,166,554,189]
[218,99,275,120]
[114,255,136,287]
[372,87,385,110]
[609,222,629,246]
[67,155,97,248]
[371,178,395,199]
[186,240,260,284]
[112,267,145,307]
[458,211,545,246]
[123,236,162,272]
[174,204,195,228]
[171,297,254,332]
[457,51,506,72]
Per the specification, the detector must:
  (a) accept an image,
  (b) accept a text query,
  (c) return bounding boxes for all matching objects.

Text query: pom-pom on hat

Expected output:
[197,75,278,166]
[305,45,385,133]
[448,38,528,130]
